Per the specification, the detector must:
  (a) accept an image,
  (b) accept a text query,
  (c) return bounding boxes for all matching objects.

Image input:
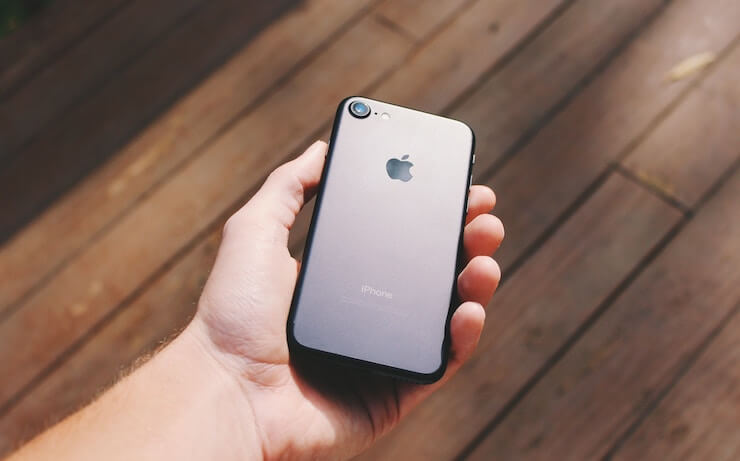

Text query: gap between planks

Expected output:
[602,157,740,460]
[613,32,740,216]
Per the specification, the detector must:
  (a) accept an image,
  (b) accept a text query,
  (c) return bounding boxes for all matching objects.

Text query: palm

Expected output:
[198,226,408,458]
[194,142,503,460]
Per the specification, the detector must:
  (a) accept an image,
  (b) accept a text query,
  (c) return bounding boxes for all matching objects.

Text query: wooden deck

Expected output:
[1,0,739,458]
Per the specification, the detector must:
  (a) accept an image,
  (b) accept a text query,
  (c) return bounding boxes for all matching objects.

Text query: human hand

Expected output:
[187,140,504,460]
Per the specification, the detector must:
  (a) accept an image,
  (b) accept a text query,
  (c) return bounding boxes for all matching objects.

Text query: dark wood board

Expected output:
[0,0,300,243]
[0,0,207,156]
[0,0,128,98]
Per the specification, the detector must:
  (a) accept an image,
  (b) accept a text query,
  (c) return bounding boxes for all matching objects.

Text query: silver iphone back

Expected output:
[288,97,474,382]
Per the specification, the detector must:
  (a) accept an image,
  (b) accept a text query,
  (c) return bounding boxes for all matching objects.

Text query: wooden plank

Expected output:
[613,301,740,460]
[373,0,567,114]
[0,13,414,411]
[0,0,375,315]
[363,174,682,460]
[453,0,666,177]
[0,0,569,447]
[481,0,740,271]
[0,0,299,243]
[0,0,206,157]
[0,0,127,98]
[375,0,470,39]
[468,167,740,461]
[621,44,740,208]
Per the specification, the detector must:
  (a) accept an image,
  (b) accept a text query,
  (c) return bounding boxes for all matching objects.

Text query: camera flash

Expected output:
[381,112,391,120]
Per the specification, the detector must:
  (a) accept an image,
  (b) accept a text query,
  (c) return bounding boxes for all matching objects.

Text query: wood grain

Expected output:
[485,0,740,271]
[362,174,681,461]
[468,167,740,461]
[0,13,413,412]
[0,0,127,98]
[0,0,374,315]
[0,0,299,243]
[613,302,740,460]
[622,43,740,208]
[0,0,206,157]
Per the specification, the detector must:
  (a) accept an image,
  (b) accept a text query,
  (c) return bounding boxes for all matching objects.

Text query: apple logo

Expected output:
[386,154,414,182]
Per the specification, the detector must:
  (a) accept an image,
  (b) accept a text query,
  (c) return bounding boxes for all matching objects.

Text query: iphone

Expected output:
[287,97,475,383]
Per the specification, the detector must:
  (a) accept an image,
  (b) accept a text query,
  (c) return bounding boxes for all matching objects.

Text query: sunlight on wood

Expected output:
[666,51,715,82]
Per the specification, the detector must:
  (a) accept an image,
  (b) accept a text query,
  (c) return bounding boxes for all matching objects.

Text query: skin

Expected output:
[9,141,504,461]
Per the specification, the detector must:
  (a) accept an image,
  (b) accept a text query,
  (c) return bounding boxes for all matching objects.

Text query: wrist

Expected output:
[174,320,265,460]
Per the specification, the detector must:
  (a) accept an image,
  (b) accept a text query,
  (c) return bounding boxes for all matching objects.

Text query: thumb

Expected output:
[226,140,327,245]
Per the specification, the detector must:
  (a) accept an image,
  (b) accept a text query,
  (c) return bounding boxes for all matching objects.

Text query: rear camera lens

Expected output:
[349,101,371,118]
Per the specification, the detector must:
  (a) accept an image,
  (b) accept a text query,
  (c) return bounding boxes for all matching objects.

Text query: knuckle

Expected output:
[223,211,248,236]
[268,163,291,183]
[222,215,238,236]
